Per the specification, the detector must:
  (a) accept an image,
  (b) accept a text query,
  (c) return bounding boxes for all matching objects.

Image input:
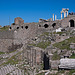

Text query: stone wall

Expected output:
[0,31,14,52]
[0,38,24,52]
[13,23,38,44]
[0,31,14,39]
[50,60,60,69]
[0,39,13,52]
[0,30,25,52]
[61,15,75,27]
[24,46,43,66]
[0,15,75,52]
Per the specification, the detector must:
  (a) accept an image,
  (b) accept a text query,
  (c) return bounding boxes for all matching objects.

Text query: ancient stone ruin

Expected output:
[0,8,75,75]
[14,17,24,25]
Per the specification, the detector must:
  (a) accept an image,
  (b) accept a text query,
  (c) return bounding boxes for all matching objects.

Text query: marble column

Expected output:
[64,12,66,18]
[53,14,54,21]
[61,12,62,20]
[67,11,68,16]
[55,15,57,20]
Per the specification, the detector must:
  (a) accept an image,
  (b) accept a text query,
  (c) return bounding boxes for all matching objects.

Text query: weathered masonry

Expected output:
[0,8,75,53]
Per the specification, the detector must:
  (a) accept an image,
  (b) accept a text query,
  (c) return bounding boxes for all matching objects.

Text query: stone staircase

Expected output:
[0,64,25,75]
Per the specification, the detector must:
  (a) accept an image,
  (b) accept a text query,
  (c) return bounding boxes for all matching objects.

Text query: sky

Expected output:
[0,0,75,26]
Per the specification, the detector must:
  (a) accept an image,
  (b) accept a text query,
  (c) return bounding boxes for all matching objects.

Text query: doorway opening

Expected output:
[69,20,74,27]
[44,24,49,28]
[43,53,50,70]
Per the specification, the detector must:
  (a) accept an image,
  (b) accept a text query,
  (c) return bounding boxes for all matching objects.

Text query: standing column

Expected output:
[69,22,70,27]
[64,12,66,18]
[53,14,54,21]
[67,11,68,16]
[55,15,57,20]
[61,12,62,20]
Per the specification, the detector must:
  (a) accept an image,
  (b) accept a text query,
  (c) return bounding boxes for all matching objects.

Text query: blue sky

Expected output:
[0,0,75,26]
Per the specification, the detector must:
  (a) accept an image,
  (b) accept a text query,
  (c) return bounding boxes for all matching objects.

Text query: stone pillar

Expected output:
[61,12,62,20]
[53,14,54,21]
[55,15,57,20]
[64,12,66,18]
[69,22,70,27]
[67,11,68,16]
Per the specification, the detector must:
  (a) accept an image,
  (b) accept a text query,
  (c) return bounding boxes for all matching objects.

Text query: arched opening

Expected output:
[38,24,41,27]
[52,23,56,28]
[25,26,28,29]
[43,53,50,70]
[44,24,49,28]
[10,27,12,29]
[69,20,74,27]
[17,27,19,29]
[12,23,15,25]
[21,26,23,29]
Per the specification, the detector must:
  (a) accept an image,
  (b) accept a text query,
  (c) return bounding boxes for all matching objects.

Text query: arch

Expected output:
[38,24,41,27]
[44,24,49,28]
[25,26,28,29]
[69,19,74,27]
[17,27,19,29]
[52,23,56,28]
[12,23,15,25]
[21,26,23,29]
[10,27,12,29]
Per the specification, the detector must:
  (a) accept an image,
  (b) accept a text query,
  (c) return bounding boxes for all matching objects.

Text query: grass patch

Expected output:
[36,41,51,49]
[40,63,44,70]
[43,32,49,36]
[53,32,66,35]
[67,70,75,75]
[6,55,18,64]
[55,70,65,75]
[29,44,36,46]
[0,52,21,66]
[37,72,45,75]
[0,26,9,31]
[56,70,75,75]
[29,41,51,49]
[70,53,75,58]
[3,55,18,65]
[8,50,17,53]
[40,32,49,36]
[53,36,75,50]
[56,32,65,35]
[0,51,5,55]
[52,51,60,60]
[58,70,65,73]
[6,73,10,75]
